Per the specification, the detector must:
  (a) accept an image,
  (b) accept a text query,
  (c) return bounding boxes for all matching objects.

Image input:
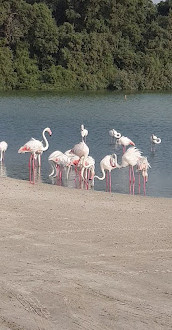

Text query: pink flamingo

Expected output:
[94,154,119,192]
[137,156,151,195]
[70,141,89,166]
[18,127,52,183]
[81,124,88,142]
[0,141,8,162]
[79,155,95,188]
[116,136,135,153]
[119,147,142,195]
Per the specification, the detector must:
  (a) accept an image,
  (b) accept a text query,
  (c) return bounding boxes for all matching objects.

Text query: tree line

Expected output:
[0,0,172,91]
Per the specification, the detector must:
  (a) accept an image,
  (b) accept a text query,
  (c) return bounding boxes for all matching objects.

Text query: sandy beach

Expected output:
[0,177,171,330]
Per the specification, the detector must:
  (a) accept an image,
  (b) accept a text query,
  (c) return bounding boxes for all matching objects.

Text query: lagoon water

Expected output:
[0,90,171,197]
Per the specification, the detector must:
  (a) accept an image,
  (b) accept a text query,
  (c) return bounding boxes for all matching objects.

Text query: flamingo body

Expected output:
[0,141,8,161]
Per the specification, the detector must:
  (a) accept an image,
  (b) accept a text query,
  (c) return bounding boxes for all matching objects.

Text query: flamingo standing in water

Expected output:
[18,127,52,183]
[150,134,161,152]
[71,141,89,166]
[0,141,8,162]
[94,154,119,192]
[116,136,135,153]
[81,124,88,142]
[48,151,71,180]
[119,147,142,195]
[137,156,151,195]
[109,129,121,143]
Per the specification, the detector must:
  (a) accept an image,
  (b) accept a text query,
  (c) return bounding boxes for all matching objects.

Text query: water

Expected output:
[0,90,171,197]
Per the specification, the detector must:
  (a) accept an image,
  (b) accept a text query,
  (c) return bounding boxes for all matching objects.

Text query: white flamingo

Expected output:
[48,150,63,177]
[94,153,119,192]
[150,134,161,152]
[0,141,8,162]
[116,136,135,153]
[109,129,121,143]
[70,141,89,167]
[119,147,142,195]
[79,155,95,187]
[137,156,151,195]
[18,127,52,183]
[81,124,88,142]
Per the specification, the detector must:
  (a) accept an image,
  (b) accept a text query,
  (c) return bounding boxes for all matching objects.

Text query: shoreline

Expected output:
[0,176,171,329]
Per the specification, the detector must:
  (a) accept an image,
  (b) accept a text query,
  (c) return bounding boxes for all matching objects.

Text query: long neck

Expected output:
[94,168,106,180]
[42,129,49,151]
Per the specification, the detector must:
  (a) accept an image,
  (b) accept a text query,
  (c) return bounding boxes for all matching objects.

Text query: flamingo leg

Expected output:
[29,154,32,183]
[132,166,135,195]
[32,154,35,184]
[129,166,132,194]
[106,171,108,192]
[138,172,141,194]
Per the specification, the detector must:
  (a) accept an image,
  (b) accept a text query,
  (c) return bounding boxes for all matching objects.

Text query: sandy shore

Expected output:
[0,177,171,330]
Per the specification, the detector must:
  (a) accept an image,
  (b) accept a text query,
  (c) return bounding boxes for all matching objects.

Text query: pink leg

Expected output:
[132,166,135,195]
[129,166,132,194]
[32,155,35,184]
[29,155,32,183]
[106,172,108,192]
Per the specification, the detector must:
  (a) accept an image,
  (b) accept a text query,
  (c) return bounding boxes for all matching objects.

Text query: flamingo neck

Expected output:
[94,168,106,181]
[42,129,49,151]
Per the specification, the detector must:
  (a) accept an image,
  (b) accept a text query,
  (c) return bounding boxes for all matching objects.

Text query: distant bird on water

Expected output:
[81,124,88,142]
[150,134,161,152]
[0,141,8,162]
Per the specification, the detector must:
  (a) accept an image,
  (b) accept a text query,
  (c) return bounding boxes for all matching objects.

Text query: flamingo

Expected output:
[0,141,8,162]
[137,156,151,195]
[119,147,142,195]
[48,150,63,177]
[150,134,161,152]
[79,155,95,187]
[116,136,135,153]
[94,154,119,192]
[18,127,52,183]
[109,129,121,143]
[81,124,88,142]
[70,141,89,167]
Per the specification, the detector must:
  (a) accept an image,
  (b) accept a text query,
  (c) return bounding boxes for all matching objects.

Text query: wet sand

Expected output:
[0,177,171,329]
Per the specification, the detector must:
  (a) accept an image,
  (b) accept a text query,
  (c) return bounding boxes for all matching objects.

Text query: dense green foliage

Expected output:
[0,0,172,91]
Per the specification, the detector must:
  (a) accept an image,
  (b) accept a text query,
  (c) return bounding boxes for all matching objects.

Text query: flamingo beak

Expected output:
[49,130,52,136]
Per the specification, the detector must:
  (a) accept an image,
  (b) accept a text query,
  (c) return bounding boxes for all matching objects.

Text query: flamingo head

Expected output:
[45,127,52,136]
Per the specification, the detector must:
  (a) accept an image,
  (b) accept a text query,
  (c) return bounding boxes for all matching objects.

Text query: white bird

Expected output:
[137,156,151,195]
[49,151,71,180]
[18,127,52,183]
[81,124,88,142]
[119,147,142,195]
[94,153,119,192]
[79,155,95,186]
[150,134,161,152]
[0,141,8,162]
[109,129,121,143]
[71,141,89,168]
[116,136,135,153]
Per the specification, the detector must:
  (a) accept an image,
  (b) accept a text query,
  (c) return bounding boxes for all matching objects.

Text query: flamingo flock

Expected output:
[0,124,161,196]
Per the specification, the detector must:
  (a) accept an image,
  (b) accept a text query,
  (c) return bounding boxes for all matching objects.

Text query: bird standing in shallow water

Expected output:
[81,124,88,142]
[116,136,135,153]
[18,127,52,183]
[150,134,161,152]
[0,141,8,162]
[119,147,142,195]
[94,153,119,192]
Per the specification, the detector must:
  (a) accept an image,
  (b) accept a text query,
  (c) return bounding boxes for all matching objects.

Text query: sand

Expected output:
[0,177,171,330]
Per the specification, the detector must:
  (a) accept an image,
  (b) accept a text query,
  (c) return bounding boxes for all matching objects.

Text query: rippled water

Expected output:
[0,90,171,197]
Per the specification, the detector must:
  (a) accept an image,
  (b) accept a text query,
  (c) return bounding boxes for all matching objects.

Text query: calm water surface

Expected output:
[0,90,171,197]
